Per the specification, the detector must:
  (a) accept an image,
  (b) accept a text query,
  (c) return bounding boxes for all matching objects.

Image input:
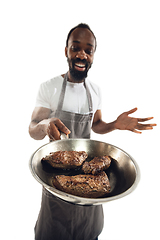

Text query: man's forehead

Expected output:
[68,28,96,48]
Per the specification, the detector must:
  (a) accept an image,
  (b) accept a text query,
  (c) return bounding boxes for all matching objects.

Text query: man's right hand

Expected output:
[46,118,71,140]
[29,107,70,141]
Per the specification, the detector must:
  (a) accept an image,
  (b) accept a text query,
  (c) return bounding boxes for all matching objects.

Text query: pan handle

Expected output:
[60,132,69,140]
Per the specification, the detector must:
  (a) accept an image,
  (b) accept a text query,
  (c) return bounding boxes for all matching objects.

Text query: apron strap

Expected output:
[57,73,93,117]
[84,79,93,114]
[56,73,68,111]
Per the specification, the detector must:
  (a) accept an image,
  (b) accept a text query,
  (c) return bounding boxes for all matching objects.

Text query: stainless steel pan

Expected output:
[29,139,140,205]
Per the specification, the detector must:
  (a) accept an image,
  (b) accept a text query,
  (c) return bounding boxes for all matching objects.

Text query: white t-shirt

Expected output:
[35,75,101,122]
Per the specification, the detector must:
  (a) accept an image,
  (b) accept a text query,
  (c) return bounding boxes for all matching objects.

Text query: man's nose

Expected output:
[76,50,87,60]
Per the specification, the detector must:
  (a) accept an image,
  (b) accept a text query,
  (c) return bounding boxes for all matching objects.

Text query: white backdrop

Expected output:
[0,1,159,239]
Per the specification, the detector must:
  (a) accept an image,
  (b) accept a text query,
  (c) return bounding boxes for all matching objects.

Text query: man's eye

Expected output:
[86,49,93,55]
[71,46,78,52]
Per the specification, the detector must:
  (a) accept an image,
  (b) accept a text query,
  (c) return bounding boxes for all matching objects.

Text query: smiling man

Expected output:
[29,23,156,240]
[66,26,95,82]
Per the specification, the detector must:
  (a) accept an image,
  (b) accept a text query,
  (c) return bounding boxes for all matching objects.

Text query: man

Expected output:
[29,23,156,240]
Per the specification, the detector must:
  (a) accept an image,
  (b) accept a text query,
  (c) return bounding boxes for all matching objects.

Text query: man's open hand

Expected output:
[115,107,157,134]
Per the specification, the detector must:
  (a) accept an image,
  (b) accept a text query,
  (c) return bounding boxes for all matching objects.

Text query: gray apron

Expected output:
[35,73,104,240]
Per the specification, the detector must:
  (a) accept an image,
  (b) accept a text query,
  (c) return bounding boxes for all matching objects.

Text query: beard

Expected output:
[67,57,92,82]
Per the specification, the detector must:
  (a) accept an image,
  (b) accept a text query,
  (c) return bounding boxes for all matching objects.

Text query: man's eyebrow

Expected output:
[87,43,94,48]
[73,40,94,48]
[73,40,80,44]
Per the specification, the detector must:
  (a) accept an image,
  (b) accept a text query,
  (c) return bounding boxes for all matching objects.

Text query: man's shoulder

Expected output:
[40,75,63,93]
[41,75,63,88]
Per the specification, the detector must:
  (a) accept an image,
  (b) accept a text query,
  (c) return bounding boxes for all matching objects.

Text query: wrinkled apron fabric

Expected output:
[35,188,103,240]
[35,73,104,240]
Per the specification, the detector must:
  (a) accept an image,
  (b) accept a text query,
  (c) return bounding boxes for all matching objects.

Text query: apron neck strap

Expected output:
[83,80,93,113]
[57,73,68,111]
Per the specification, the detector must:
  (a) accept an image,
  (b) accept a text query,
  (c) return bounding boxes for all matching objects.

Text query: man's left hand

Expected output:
[115,107,157,134]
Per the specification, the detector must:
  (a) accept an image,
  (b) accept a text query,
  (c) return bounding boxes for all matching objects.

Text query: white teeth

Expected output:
[75,63,85,67]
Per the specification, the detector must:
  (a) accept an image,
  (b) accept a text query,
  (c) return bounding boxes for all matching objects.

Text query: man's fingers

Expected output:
[126,107,138,115]
[132,129,142,134]
[47,122,61,140]
[47,119,71,140]
[131,123,155,134]
[126,109,156,126]
[137,123,154,130]
[54,119,71,135]
[131,126,153,134]
[137,117,156,122]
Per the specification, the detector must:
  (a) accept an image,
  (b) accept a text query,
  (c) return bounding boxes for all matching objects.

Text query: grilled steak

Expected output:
[41,151,88,169]
[52,171,111,198]
[82,156,112,175]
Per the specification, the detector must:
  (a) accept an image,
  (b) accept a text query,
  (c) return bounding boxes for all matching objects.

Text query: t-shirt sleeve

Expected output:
[35,82,51,109]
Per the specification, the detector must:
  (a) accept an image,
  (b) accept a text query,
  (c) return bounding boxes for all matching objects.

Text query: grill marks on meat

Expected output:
[53,171,111,198]
[41,151,88,169]
[82,156,112,175]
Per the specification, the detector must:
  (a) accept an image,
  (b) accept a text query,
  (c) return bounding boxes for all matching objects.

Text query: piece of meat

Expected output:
[41,151,88,169]
[52,171,111,198]
[82,156,112,175]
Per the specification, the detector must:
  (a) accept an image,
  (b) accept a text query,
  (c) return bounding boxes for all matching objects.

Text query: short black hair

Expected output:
[66,23,97,51]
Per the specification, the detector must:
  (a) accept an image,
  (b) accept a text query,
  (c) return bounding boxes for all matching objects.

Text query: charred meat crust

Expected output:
[82,156,112,175]
[41,151,88,169]
[52,171,111,198]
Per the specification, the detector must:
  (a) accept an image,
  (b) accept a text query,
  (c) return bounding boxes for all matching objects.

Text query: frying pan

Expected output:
[29,138,140,205]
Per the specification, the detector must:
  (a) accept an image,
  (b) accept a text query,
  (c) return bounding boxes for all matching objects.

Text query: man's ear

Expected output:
[65,47,68,57]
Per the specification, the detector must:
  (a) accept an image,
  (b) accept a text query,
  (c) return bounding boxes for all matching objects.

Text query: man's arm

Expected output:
[92,108,156,134]
[29,107,70,140]
[91,110,116,134]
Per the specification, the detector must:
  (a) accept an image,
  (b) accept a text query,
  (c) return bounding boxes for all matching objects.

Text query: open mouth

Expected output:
[74,63,86,72]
